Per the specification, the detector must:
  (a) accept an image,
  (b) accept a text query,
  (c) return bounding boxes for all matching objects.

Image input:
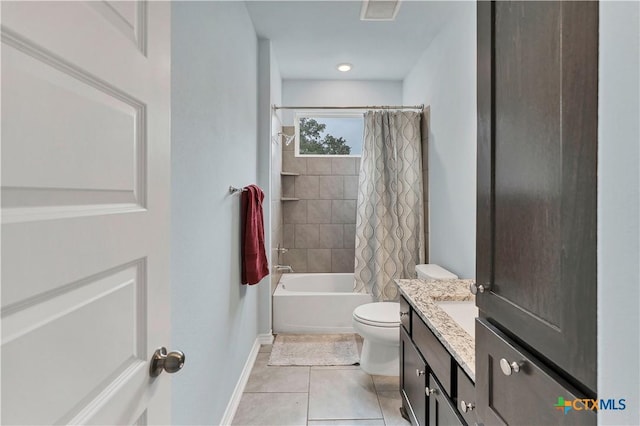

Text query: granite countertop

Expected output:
[396,278,477,382]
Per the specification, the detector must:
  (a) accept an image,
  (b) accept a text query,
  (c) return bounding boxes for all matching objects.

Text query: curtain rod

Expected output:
[272,104,424,111]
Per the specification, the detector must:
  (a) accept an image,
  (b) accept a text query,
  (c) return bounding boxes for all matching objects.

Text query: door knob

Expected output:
[460,400,475,413]
[499,358,523,376]
[150,347,185,377]
[470,282,490,295]
[416,369,426,377]
[400,311,409,318]
[425,387,437,396]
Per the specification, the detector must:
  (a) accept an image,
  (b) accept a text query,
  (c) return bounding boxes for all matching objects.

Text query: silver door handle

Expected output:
[499,358,523,376]
[460,400,475,413]
[150,347,185,377]
[470,282,490,294]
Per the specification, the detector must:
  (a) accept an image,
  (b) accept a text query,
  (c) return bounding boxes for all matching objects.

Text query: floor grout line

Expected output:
[306,365,312,425]
[235,343,404,426]
[371,374,387,426]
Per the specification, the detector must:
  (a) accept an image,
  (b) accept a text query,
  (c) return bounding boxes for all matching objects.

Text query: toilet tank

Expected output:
[415,264,458,280]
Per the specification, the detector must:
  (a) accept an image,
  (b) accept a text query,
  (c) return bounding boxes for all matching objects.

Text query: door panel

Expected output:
[1,1,171,424]
[427,374,463,426]
[412,311,451,397]
[87,1,147,53]
[476,0,598,393]
[401,328,427,426]
[494,1,563,324]
[2,41,141,198]
[476,319,596,426]
[3,264,146,424]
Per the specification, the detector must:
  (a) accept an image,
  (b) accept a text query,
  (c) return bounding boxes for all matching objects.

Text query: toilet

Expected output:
[352,264,458,376]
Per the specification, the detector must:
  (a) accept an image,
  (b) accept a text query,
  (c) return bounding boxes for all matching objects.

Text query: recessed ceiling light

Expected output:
[360,0,401,21]
[337,63,352,72]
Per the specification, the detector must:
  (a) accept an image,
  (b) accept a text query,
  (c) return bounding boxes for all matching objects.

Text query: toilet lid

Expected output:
[353,302,401,327]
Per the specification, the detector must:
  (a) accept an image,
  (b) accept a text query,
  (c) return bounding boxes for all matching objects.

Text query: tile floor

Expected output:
[232,343,410,426]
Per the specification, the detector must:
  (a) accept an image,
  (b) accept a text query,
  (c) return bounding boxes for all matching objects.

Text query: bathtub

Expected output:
[273,273,373,334]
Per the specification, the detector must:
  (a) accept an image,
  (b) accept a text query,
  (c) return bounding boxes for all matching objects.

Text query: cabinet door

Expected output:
[456,366,477,426]
[400,296,411,334]
[427,374,463,426]
[401,328,427,426]
[476,0,598,393]
[476,320,596,426]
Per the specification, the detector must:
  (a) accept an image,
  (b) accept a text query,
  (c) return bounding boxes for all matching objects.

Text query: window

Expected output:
[294,112,364,157]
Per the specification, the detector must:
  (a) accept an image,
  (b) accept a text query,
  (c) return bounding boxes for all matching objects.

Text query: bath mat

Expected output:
[268,334,360,366]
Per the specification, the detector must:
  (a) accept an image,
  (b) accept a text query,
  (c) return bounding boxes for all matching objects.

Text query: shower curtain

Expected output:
[353,111,425,301]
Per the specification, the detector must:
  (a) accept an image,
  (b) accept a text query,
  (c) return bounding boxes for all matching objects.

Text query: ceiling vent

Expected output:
[360,0,401,21]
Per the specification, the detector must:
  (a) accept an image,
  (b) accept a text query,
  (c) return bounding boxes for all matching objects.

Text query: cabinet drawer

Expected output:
[456,366,477,426]
[412,311,452,396]
[476,319,596,425]
[428,374,464,426]
[401,327,427,426]
[400,296,411,334]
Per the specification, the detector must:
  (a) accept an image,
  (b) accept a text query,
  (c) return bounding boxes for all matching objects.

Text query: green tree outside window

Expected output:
[299,118,351,155]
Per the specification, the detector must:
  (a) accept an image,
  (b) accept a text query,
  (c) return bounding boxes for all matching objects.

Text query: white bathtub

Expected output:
[273,273,373,334]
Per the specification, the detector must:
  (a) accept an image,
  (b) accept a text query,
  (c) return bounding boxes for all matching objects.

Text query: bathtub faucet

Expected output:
[274,265,294,273]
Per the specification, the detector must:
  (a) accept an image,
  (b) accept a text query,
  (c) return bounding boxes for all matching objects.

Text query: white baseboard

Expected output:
[257,332,274,345]
[219,332,273,425]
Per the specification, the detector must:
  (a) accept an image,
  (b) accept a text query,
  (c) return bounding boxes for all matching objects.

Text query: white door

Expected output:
[1,1,173,424]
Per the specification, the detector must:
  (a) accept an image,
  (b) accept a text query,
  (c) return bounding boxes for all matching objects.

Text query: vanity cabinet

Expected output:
[428,374,462,426]
[400,295,470,426]
[456,367,477,426]
[401,327,427,426]
[476,319,595,425]
[412,312,452,396]
[476,1,598,424]
[400,296,411,333]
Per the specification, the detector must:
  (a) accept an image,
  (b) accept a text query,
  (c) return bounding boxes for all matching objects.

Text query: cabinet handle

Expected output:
[499,358,524,376]
[400,311,409,317]
[415,369,425,377]
[460,400,475,413]
[470,282,490,295]
[425,387,437,396]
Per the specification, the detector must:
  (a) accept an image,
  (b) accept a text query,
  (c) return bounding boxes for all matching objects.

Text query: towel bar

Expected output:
[229,186,248,194]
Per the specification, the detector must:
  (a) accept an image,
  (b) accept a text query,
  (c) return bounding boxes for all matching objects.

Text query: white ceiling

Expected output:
[245,1,460,81]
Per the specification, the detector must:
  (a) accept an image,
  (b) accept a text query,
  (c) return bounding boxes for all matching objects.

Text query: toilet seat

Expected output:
[353,302,400,328]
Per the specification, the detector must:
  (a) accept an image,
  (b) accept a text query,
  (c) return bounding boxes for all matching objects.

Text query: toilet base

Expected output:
[359,339,399,376]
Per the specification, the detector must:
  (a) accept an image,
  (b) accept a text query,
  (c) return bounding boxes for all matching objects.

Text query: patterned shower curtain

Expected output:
[353,111,425,301]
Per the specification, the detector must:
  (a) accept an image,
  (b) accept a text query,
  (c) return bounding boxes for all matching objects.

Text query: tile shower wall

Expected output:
[271,130,283,293]
[280,126,359,273]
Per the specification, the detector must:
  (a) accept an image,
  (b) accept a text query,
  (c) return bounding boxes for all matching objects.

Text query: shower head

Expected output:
[282,133,295,146]
[273,132,295,146]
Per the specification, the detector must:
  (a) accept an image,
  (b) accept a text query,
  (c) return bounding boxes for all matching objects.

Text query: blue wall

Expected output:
[402,2,477,279]
[171,2,265,423]
[598,2,640,425]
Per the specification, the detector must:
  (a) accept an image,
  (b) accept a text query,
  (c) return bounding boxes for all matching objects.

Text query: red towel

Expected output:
[241,184,269,285]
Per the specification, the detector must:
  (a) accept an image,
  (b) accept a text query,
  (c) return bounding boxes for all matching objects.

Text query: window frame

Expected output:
[294,111,364,158]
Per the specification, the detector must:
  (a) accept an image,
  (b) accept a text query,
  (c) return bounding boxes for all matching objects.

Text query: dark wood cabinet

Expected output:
[400,296,411,334]
[412,311,452,396]
[476,1,598,423]
[402,327,427,426]
[400,295,475,426]
[476,0,598,397]
[456,366,477,425]
[428,374,464,426]
[476,319,596,425]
